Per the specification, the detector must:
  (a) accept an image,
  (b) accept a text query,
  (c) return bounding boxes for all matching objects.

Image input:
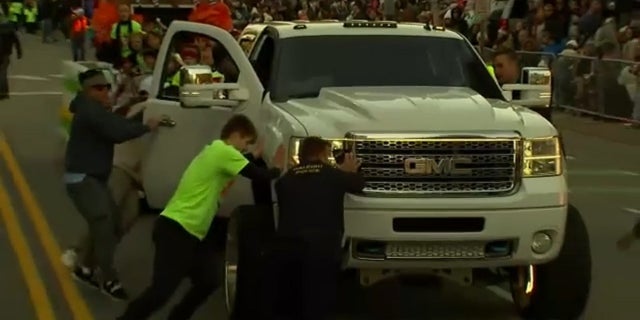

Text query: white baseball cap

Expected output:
[566,40,579,48]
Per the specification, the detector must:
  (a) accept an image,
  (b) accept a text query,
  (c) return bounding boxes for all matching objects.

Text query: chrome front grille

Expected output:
[385,241,486,259]
[353,136,520,196]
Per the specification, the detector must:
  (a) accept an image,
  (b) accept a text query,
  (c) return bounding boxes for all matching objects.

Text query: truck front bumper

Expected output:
[343,176,568,269]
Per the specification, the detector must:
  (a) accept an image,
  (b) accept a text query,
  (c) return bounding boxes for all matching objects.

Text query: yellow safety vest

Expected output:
[9,2,23,22]
[24,7,37,23]
[487,65,496,80]
[166,70,225,88]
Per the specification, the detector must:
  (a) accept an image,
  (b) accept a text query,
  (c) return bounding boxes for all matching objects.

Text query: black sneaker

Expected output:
[72,267,99,289]
[102,280,128,301]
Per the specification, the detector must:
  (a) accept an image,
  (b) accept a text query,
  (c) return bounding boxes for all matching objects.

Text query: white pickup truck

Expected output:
[61,20,590,319]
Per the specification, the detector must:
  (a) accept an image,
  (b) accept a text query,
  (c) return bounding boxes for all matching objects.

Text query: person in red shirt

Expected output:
[70,8,89,61]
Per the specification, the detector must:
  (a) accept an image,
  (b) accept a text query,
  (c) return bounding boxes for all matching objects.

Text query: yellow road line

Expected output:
[0,133,94,320]
[0,174,56,320]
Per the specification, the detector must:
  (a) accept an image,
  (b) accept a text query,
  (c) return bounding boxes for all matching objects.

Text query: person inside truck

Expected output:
[199,44,231,83]
[163,43,226,96]
[267,137,364,320]
[208,38,239,83]
[164,46,200,89]
[118,115,285,320]
[162,45,198,92]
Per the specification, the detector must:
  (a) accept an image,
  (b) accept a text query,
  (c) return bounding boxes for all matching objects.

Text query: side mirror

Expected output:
[523,68,551,85]
[502,84,551,107]
[179,64,216,86]
[178,65,250,108]
[180,84,250,108]
[502,67,552,107]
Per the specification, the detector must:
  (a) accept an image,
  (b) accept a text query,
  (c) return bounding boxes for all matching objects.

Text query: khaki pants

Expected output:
[75,167,140,270]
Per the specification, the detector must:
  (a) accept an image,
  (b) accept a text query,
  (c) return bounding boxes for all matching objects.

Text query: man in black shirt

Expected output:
[64,69,160,300]
[270,136,365,320]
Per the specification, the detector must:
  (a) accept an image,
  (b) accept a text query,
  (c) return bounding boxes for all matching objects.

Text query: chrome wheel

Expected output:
[224,261,237,314]
[224,218,239,315]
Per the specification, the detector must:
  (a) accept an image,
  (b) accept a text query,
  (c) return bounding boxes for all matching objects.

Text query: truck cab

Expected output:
[61,20,591,320]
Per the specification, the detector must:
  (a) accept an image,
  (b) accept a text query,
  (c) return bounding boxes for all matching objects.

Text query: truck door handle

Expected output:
[159,115,176,127]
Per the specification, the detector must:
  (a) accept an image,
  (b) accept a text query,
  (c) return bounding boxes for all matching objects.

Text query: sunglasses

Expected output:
[91,84,112,91]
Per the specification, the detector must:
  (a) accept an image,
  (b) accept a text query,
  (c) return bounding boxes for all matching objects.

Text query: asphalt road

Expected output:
[1,34,640,320]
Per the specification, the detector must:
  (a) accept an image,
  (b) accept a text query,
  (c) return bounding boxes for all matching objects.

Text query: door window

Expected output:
[250,34,276,90]
[159,31,241,100]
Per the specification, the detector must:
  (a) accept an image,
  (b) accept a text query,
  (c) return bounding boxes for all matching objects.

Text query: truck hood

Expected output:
[275,87,556,138]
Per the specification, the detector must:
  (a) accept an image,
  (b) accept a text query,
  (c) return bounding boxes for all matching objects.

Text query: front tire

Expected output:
[510,204,591,319]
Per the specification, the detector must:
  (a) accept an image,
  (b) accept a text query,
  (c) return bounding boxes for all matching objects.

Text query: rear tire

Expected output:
[225,205,275,319]
[511,204,591,319]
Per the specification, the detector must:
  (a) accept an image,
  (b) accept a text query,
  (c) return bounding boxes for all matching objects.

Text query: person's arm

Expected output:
[243,152,256,162]
[86,105,150,143]
[239,163,281,181]
[221,146,281,181]
[338,170,365,194]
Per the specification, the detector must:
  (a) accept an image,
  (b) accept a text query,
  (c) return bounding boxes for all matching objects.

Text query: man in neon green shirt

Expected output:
[120,114,285,320]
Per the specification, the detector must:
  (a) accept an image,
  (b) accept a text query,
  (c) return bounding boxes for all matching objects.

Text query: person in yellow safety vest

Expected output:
[110,4,142,67]
[23,0,38,34]
[8,0,23,30]
[164,45,225,90]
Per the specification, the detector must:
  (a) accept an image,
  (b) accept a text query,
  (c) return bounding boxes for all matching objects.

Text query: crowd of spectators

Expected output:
[90,0,638,122]
[226,0,634,60]
[225,0,639,121]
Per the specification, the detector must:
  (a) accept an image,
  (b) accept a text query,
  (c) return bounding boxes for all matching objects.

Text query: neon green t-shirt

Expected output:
[110,21,143,58]
[161,140,249,240]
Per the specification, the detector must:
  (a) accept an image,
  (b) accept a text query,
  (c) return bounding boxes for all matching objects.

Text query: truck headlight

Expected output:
[523,137,562,177]
[288,137,352,167]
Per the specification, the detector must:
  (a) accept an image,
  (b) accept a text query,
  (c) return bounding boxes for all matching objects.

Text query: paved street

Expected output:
[1,34,640,320]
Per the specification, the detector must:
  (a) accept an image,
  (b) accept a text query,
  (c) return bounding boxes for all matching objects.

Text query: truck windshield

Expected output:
[270,35,503,101]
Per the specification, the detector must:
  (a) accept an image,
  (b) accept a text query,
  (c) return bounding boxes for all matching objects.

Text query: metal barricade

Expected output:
[551,54,597,114]
[552,54,639,123]
[517,51,556,68]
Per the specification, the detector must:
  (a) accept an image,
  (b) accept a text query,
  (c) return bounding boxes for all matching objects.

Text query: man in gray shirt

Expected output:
[64,69,160,300]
